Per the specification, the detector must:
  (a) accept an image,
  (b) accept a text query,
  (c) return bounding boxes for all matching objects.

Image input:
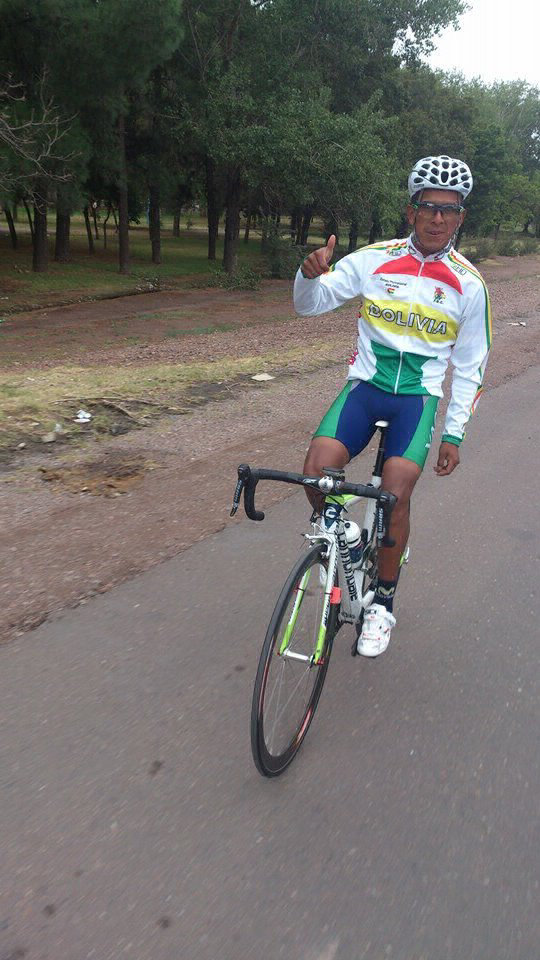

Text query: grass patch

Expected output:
[164,322,237,338]
[0,339,343,456]
[0,215,267,313]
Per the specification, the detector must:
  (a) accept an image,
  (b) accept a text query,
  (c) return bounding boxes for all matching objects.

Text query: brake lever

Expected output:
[230,476,244,516]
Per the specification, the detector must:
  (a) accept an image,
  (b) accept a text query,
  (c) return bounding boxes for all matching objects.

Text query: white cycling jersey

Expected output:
[293,234,492,444]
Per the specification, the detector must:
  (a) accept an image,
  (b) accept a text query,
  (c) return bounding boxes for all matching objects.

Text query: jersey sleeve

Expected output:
[293,250,367,316]
[442,277,492,444]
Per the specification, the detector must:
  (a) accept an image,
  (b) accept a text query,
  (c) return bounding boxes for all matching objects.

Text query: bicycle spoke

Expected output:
[265,662,316,751]
[251,544,338,776]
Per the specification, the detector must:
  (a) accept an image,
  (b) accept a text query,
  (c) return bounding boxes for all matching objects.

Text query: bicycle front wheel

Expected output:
[251,543,339,777]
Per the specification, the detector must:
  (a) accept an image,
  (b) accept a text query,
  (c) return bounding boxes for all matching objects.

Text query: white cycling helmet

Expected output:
[408,155,473,200]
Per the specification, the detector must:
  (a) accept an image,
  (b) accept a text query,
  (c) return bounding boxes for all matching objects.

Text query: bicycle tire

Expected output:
[251,543,339,777]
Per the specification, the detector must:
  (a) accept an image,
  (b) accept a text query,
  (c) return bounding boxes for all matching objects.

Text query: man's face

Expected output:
[406,188,466,255]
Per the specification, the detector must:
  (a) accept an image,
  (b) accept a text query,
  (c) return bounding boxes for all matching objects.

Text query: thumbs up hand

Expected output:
[300,235,336,279]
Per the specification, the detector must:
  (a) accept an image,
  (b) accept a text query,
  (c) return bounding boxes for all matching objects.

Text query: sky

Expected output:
[427,0,540,86]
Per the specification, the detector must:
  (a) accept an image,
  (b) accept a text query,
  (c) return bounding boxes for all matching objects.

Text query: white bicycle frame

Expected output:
[311,470,381,626]
[279,480,383,667]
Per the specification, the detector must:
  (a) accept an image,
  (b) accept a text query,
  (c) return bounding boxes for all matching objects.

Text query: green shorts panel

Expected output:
[402,395,439,468]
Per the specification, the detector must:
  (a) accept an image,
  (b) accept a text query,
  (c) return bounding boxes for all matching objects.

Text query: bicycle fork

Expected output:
[279,539,340,666]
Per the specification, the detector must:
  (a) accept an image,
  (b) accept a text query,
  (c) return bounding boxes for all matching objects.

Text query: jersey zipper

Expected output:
[394,257,426,393]
[394,352,403,393]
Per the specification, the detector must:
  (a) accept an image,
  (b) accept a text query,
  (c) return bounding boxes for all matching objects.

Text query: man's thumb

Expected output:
[325,234,336,261]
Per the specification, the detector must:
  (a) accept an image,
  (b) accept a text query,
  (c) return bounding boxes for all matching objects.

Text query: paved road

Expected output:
[1,365,539,960]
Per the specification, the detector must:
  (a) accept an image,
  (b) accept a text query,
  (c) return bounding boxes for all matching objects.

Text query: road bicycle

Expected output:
[231,420,401,778]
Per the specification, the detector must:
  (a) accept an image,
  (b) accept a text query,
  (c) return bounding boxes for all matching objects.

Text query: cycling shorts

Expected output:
[314,379,439,469]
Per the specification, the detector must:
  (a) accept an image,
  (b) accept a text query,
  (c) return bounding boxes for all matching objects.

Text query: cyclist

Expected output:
[294,155,491,657]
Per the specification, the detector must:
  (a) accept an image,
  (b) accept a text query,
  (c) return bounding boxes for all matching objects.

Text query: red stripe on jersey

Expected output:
[421,261,463,294]
[373,254,420,277]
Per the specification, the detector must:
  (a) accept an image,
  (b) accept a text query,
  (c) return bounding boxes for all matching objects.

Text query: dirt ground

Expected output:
[0,281,293,368]
[1,254,539,642]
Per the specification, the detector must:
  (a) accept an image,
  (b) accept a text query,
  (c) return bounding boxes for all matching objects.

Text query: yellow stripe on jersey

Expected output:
[360,299,459,343]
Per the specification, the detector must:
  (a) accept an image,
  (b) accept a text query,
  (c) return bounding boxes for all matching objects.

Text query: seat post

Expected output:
[373,420,389,479]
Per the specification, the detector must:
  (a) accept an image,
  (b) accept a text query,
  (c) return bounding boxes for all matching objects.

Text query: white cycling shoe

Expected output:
[356,603,396,657]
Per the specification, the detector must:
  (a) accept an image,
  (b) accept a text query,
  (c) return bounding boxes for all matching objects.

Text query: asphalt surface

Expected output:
[1,364,539,960]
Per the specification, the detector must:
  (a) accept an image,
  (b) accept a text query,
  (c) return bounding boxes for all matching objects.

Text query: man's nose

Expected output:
[432,209,444,223]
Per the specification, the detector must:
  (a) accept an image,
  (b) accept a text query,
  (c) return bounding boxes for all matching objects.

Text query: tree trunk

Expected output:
[23,198,35,243]
[290,209,299,241]
[173,210,180,237]
[4,206,17,249]
[148,182,161,264]
[92,204,99,239]
[493,222,501,239]
[13,204,18,222]
[325,216,339,245]
[522,219,532,235]
[368,210,382,245]
[348,217,358,254]
[206,157,220,261]
[54,210,71,261]
[300,206,313,245]
[103,204,111,249]
[148,68,162,265]
[32,181,48,273]
[55,187,71,262]
[117,111,130,275]
[260,214,269,252]
[244,209,251,244]
[83,205,95,253]
[222,167,241,273]
[395,214,409,238]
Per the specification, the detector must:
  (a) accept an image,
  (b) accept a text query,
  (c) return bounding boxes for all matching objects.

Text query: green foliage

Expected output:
[265,229,307,279]
[464,238,496,263]
[519,237,539,255]
[206,265,262,291]
[495,236,520,257]
[1,0,540,279]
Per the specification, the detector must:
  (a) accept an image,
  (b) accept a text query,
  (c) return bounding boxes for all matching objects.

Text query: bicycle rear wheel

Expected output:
[251,543,339,777]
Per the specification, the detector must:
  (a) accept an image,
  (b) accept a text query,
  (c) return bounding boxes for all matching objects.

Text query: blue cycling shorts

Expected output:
[314,379,439,469]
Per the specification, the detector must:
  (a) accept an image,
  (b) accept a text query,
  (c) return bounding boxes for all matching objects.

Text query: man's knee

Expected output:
[303,437,349,476]
[381,457,422,509]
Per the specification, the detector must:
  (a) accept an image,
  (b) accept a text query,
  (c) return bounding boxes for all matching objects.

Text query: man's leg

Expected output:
[303,436,350,513]
[378,455,422,584]
[303,381,376,512]
[357,455,421,657]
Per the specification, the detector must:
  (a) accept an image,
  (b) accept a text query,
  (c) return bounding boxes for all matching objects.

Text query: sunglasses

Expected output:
[412,201,464,218]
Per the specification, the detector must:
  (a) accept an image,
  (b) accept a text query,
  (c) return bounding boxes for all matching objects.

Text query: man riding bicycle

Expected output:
[294,155,491,657]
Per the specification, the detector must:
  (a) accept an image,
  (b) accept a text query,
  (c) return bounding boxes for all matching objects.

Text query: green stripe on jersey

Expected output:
[370,342,430,394]
[449,252,492,348]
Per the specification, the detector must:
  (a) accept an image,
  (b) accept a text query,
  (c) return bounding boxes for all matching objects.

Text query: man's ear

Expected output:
[460,208,467,226]
[406,204,416,227]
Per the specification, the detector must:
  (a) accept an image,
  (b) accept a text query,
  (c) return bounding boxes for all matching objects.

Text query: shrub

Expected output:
[464,238,495,263]
[495,236,520,257]
[267,238,307,279]
[206,265,262,291]
[519,237,539,255]
[262,223,307,279]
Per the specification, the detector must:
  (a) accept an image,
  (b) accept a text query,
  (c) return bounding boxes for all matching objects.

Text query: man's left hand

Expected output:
[434,441,460,476]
